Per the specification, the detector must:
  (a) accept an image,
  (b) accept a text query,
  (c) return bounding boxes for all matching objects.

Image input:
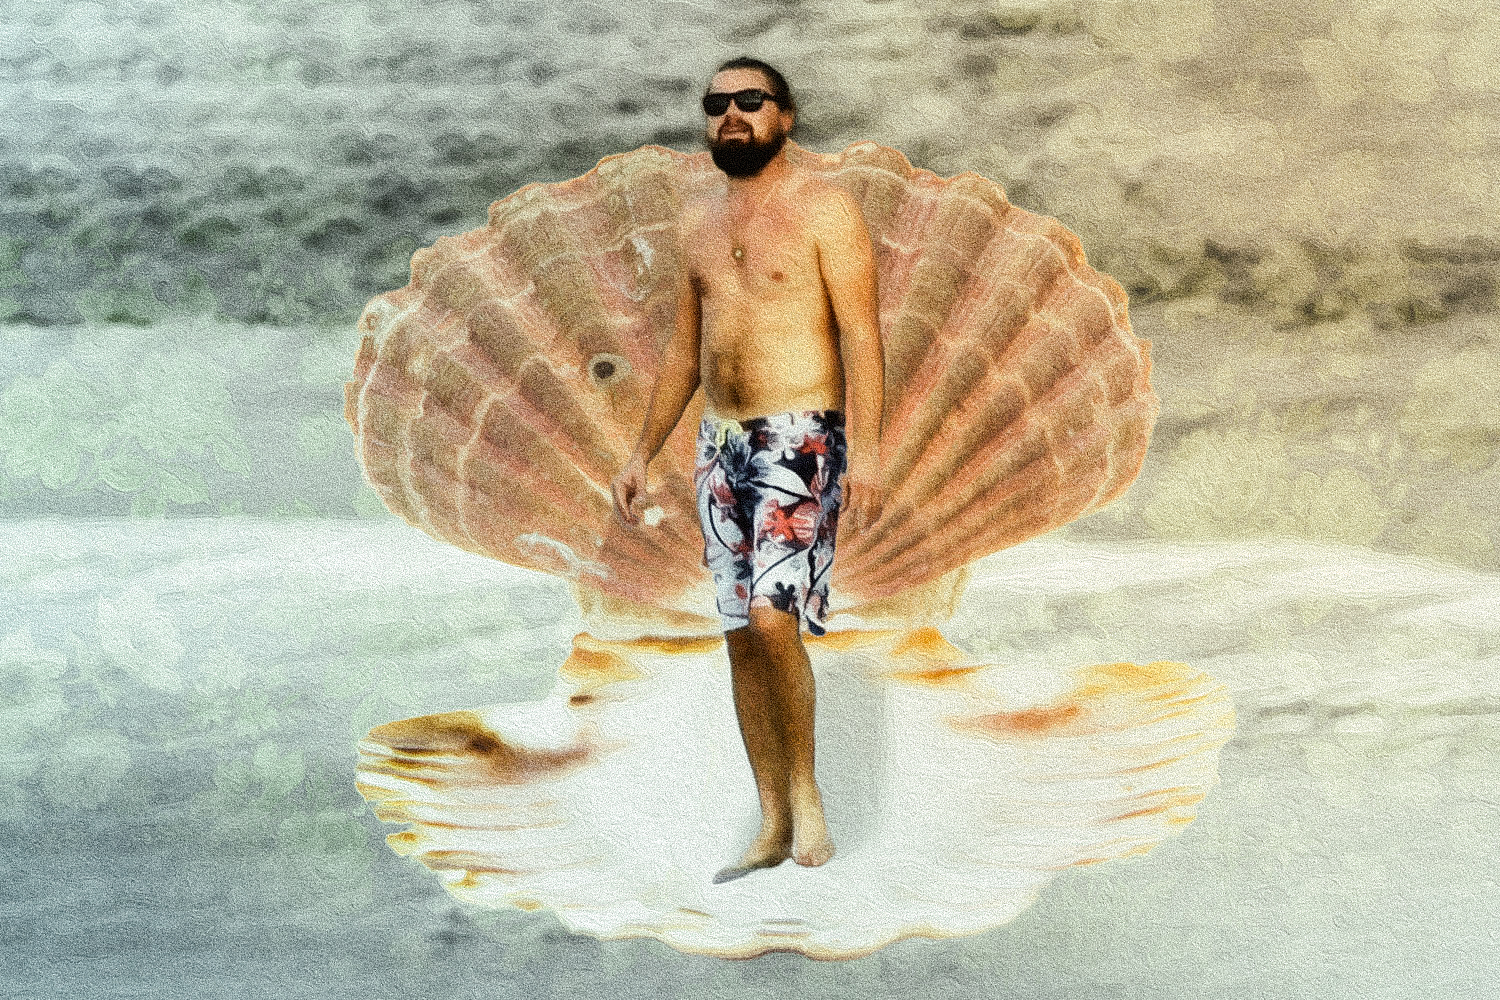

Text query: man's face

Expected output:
[704,68,793,178]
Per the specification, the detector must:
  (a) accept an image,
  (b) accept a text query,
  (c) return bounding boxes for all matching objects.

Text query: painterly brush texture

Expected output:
[2,0,1498,993]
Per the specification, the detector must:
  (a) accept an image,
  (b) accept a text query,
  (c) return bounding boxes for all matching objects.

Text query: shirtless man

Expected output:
[610,57,884,883]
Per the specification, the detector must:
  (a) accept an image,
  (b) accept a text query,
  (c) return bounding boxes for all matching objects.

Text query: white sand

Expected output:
[2,518,1496,993]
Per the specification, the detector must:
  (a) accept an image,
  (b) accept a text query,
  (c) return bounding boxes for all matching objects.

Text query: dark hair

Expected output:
[713,56,797,115]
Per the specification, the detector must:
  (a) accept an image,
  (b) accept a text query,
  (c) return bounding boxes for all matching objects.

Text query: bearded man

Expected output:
[611,56,884,882]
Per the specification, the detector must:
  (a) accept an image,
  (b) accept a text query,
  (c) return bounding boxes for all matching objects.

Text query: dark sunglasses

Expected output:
[701,89,782,116]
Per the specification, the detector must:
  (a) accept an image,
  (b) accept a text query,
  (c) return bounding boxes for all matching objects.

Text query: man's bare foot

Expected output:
[790,787,835,867]
[792,823,835,867]
[713,828,793,884]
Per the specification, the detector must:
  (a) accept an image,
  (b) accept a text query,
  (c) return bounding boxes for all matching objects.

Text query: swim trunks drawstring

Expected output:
[713,416,741,450]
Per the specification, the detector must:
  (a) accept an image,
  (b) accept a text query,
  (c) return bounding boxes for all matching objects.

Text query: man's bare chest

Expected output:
[690,222,823,301]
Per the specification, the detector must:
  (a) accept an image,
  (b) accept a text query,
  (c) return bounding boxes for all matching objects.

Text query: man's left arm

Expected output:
[815,187,884,533]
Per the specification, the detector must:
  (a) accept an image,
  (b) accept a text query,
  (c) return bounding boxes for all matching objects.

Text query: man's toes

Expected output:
[793,836,835,867]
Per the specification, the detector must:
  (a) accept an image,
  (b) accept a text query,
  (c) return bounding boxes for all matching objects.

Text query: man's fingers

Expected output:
[842,481,860,533]
[612,474,640,524]
[845,482,871,535]
[611,479,629,522]
[624,482,640,524]
[840,480,881,536]
[612,464,654,530]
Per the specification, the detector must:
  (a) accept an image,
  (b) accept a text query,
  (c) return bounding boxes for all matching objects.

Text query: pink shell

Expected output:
[345,142,1158,626]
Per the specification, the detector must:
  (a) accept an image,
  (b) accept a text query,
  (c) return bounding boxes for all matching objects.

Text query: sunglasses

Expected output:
[701,89,782,116]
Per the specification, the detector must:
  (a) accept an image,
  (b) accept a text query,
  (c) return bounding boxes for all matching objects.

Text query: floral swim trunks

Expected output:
[694,409,847,636]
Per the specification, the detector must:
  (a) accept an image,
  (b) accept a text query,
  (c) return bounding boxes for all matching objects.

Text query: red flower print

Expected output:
[797,434,828,456]
[711,477,736,507]
[763,501,819,545]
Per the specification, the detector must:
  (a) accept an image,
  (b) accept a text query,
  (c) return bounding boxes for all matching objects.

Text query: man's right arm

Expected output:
[632,254,702,464]
[612,233,702,523]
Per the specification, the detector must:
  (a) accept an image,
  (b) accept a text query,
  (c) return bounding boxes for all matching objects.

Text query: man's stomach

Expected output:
[699,321,846,421]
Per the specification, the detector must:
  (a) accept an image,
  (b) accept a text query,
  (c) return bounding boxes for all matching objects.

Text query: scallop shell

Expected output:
[344,142,1158,630]
[355,629,1233,959]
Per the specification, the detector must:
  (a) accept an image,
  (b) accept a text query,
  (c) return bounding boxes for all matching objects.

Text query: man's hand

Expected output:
[611,454,649,524]
[840,473,882,536]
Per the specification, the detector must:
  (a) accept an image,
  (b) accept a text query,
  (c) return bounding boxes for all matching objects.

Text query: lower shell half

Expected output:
[355,628,1233,959]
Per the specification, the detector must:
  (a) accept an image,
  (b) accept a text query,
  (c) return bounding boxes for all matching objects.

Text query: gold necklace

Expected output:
[730,179,780,264]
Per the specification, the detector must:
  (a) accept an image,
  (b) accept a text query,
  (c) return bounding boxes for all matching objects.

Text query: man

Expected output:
[610,57,883,883]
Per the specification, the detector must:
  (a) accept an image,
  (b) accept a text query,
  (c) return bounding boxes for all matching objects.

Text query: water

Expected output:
[3,0,1496,327]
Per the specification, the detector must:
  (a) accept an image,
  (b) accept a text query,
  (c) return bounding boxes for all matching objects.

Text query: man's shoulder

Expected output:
[789,171,854,208]
[788,172,865,236]
[678,190,713,219]
[676,192,714,240]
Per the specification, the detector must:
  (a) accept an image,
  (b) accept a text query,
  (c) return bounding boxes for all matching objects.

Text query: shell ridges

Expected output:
[347,142,1158,629]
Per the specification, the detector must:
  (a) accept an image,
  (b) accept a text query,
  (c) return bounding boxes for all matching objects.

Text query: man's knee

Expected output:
[747,604,801,643]
[725,624,758,657]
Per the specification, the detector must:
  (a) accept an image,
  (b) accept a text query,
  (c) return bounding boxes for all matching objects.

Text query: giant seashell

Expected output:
[344,144,1193,957]
[344,142,1158,630]
[355,629,1233,958]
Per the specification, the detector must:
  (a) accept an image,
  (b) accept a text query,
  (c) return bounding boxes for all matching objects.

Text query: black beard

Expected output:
[709,130,786,178]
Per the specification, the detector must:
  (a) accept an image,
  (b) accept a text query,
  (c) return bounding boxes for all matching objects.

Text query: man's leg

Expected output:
[745,605,835,867]
[716,625,794,881]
